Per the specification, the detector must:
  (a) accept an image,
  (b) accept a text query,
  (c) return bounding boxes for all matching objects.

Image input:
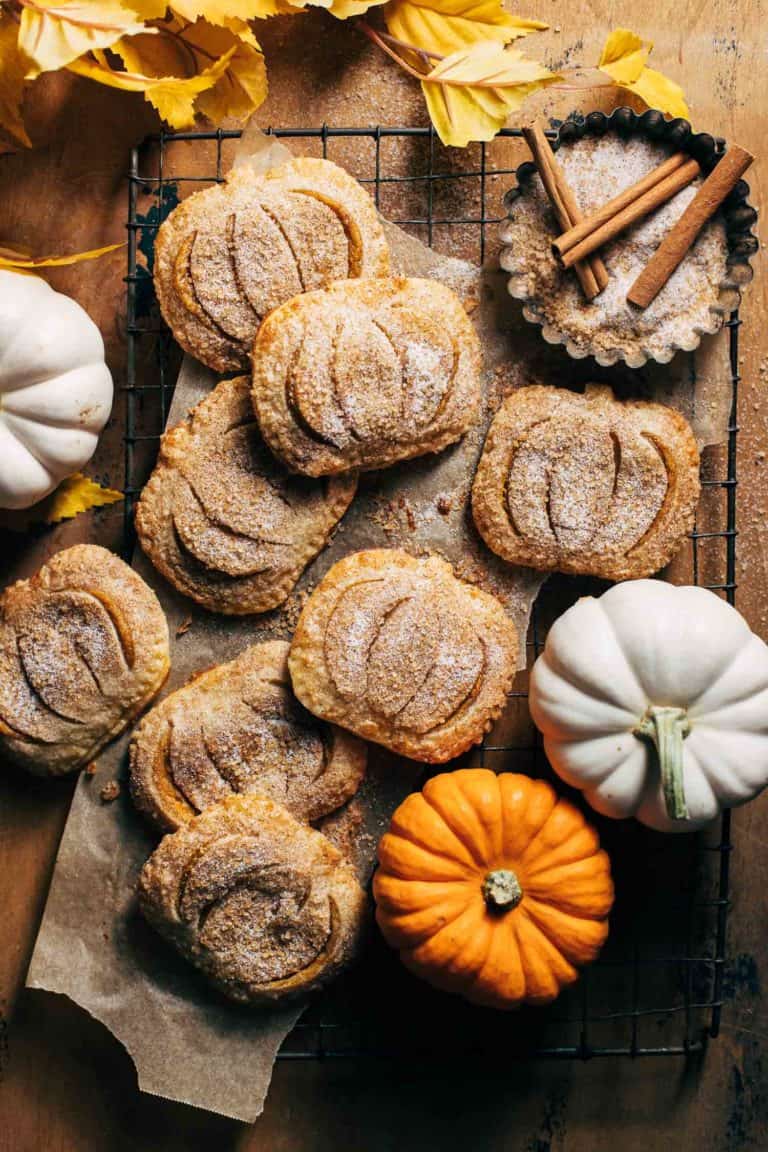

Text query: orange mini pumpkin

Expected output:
[373,769,614,1009]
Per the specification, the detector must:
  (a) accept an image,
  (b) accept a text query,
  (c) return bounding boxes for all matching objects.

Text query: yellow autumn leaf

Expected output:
[628,66,689,120]
[170,0,382,20]
[169,0,291,20]
[44,474,123,524]
[422,40,557,147]
[0,14,33,147]
[385,0,546,57]
[598,27,647,83]
[0,474,124,532]
[0,244,31,261]
[184,22,268,123]
[19,0,166,77]
[598,28,689,119]
[0,242,124,270]
[321,0,388,18]
[69,36,236,129]
[113,17,266,126]
[113,18,204,76]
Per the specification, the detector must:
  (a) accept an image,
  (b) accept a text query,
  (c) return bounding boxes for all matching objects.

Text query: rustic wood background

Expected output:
[1,2,766,1148]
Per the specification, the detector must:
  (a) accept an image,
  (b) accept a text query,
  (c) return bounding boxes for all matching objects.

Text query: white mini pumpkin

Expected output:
[0,271,113,509]
[529,580,768,832]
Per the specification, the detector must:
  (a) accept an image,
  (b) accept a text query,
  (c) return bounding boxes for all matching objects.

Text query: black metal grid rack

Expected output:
[126,125,737,1060]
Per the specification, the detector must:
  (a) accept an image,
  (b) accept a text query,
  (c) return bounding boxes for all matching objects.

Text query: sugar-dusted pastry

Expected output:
[135,376,356,615]
[138,793,367,1004]
[130,640,366,832]
[472,384,700,581]
[0,545,169,777]
[154,157,390,372]
[251,277,482,477]
[288,550,518,763]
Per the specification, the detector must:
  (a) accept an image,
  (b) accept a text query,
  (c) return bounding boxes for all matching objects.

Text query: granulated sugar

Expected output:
[500,134,731,364]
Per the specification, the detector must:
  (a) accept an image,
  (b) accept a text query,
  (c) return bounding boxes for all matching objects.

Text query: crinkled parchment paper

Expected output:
[26,128,732,1123]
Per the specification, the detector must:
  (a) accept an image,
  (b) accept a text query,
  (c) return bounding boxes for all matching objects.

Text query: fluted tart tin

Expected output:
[500,108,758,368]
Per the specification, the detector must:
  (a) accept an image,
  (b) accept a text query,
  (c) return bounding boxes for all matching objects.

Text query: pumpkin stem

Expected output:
[633,705,692,821]
[482,868,523,910]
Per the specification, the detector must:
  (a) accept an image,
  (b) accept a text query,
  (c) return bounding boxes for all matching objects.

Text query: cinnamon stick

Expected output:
[557,158,701,270]
[553,152,696,262]
[628,144,754,309]
[521,122,609,300]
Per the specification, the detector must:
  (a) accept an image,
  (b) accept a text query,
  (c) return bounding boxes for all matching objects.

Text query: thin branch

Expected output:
[357,21,439,80]
[375,26,443,64]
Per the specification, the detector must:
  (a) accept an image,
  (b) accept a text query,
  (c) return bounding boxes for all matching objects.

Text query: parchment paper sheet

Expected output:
[26,132,732,1123]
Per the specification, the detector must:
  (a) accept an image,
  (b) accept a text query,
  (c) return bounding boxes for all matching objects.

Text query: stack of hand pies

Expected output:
[2,153,706,1008]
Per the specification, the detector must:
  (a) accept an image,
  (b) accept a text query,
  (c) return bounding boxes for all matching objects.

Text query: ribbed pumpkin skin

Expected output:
[373,769,614,1009]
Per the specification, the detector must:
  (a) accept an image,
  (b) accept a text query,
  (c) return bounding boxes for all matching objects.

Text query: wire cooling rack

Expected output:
[126,124,737,1060]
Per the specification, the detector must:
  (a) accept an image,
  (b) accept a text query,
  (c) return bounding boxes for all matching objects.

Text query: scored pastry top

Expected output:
[251,277,482,477]
[471,384,701,581]
[135,376,357,615]
[138,792,367,1004]
[0,545,169,776]
[129,640,367,832]
[288,549,518,763]
[154,156,390,372]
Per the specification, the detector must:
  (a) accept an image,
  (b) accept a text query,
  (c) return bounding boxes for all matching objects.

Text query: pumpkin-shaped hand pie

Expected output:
[0,545,169,776]
[130,640,366,832]
[287,550,518,763]
[471,384,700,580]
[251,278,482,476]
[373,769,613,1009]
[139,793,367,1004]
[154,157,390,373]
[530,580,768,832]
[135,377,356,615]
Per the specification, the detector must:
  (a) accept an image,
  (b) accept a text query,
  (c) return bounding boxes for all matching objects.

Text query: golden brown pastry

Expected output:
[251,277,482,477]
[288,550,518,763]
[0,545,169,776]
[138,793,367,1004]
[154,157,390,372]
[471,384,701,580]
[135,376,356,614]
[129,640,366,832]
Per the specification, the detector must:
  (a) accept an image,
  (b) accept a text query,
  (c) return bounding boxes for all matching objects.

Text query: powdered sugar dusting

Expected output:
[500,134,731,364]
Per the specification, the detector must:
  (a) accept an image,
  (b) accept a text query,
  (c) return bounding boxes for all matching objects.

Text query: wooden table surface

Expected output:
[1,3,766,1148]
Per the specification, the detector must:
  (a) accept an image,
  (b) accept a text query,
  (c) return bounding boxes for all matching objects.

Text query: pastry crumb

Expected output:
[99,781,121,803]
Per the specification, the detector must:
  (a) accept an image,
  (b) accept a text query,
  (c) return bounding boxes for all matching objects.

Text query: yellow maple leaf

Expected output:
[44,474,123,524]
[384,0,547,57]
[0,15,33,148]
[0,242,124,269]
[422,40,557,147]
[598,28,689,119]
[19,0,166,77]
